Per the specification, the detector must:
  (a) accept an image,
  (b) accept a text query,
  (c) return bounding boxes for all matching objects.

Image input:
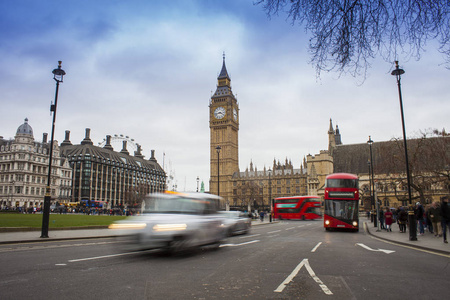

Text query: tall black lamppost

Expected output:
[41,61,66,238]
[391,61,416,241]
[196,176,199,192]
[216,146,221,197]
[268,168,272,222]
[367,136,377,228]
[367,161,373,222]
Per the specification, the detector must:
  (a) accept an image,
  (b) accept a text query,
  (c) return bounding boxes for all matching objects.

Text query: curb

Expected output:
[0,225,109,233]
[364,222,450,255]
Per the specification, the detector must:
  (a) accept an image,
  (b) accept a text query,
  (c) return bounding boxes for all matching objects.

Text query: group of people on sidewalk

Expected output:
[373,196,450,244]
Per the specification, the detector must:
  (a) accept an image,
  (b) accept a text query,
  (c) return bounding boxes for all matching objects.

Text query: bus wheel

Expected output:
[302,215,306,221]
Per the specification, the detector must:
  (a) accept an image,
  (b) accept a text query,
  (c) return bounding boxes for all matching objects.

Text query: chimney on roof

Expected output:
[61,130,72,146]
[134,144,145,159]
[43,133,48,143]
[103,135,114,150]
[81,128,93,145]
[150,149,157,162]
[120,140,129,155]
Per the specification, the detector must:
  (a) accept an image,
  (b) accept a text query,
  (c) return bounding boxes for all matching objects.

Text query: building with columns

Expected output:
[0,118,72,210]
[60,129,166,209]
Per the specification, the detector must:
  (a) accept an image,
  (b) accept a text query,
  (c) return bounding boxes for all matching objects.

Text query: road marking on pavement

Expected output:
[267,230,281,234]
[239,234,260,239]
[220,240,260,247]
[356,243,395,254]
[55,264,67,266]
[274,258,332,295]
[311,242,322,252]
[285,227,296,230]
[297,225,305,228]
[68,251,142,263]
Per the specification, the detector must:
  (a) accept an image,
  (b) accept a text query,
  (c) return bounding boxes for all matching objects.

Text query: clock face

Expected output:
[233,108,238,121]
[214,107,226,119]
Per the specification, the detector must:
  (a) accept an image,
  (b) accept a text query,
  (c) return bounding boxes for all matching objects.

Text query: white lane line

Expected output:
[285,227,296,230]
[68,251,142,263]
[274,258,332,295]
[220,240,260,247]
[356,243,395,254]
[297,225,305,228]
[268,230,281,234]
[311,242,322,252]
[239,234,260,239]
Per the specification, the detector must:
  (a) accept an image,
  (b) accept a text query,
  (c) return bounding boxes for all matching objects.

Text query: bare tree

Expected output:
[255,0,450,78]
[377,129,449,203]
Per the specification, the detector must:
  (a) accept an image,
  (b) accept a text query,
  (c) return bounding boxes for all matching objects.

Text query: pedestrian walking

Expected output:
[384,208,393,232]
[379,209,385,230]
[415,202,425,235]
[427,201,442,237]
[440,196,450,244]
[398,207,408,233]
[425,204,434,234]
[260,211,265,222]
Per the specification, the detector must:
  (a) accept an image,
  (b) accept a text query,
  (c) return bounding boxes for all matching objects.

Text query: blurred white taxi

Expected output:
[109,192,225,253]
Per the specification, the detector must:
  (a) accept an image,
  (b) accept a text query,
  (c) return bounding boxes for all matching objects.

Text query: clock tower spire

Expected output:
[209,54,239,208]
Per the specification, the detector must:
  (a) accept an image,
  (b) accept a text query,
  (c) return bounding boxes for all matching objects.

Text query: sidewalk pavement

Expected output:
[364,220,450,255]
[0,218,276,245]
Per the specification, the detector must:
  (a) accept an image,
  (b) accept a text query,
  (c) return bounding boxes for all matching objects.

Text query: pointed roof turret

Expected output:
[218,52,231,81]
[212,53,235,98]
[328,118,334,134]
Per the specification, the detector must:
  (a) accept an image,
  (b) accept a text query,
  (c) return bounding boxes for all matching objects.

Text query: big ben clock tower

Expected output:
[209,54,239,208]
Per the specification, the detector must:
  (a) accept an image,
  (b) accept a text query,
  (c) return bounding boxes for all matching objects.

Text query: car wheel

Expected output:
[169,236,190,253]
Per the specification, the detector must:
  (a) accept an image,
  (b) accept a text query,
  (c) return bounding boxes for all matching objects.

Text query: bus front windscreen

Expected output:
[324,200,358,221]
[326,179,358,189]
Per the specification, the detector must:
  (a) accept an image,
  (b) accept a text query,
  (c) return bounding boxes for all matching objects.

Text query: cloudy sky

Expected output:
[1,0,449,192]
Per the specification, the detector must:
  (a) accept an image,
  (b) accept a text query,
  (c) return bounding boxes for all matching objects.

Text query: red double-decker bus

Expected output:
[273,196,322,220]
[323,173,359,232]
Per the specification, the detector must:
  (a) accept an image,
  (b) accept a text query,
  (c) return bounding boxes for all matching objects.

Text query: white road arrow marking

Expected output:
[220,240,260,247]
[274,258,332,295]
[356,243,395,254]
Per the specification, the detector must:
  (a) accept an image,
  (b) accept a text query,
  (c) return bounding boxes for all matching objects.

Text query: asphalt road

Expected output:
[1,220,449,299]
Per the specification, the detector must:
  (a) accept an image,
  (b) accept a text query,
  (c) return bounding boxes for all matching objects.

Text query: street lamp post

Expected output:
[367,136,377,228]
[196,176,199,192]
[41,61,65,238]
[216,146,221,197]
[268,168,272,222]
[391,61,416,241]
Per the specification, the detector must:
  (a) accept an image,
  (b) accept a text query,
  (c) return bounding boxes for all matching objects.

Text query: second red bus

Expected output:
[273,196,322,220]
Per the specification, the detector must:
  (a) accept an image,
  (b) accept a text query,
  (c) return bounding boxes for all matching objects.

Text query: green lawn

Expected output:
[0,213,127,228]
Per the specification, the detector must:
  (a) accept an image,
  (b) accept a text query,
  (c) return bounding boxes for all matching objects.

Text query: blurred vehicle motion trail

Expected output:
[109,192,226,253]
[219,211,251,236]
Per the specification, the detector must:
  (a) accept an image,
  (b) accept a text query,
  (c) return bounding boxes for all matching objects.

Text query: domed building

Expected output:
[0,118,72,210]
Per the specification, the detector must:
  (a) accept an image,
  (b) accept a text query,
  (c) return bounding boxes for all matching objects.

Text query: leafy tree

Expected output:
[255,0,450,77]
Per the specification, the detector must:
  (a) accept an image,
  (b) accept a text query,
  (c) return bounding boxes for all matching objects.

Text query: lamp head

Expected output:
[391,61,405,76]
[52,61,66,82]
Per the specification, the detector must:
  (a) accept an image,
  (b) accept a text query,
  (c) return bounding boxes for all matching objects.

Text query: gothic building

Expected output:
[208,56,448,211]
[0,118,72,210]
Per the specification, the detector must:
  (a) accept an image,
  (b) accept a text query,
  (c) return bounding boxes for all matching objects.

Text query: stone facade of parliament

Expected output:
[209,58,449,210]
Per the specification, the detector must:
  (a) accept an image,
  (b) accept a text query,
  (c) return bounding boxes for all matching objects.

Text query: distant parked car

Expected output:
[109,192,226,253]
[219,211,251,236]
